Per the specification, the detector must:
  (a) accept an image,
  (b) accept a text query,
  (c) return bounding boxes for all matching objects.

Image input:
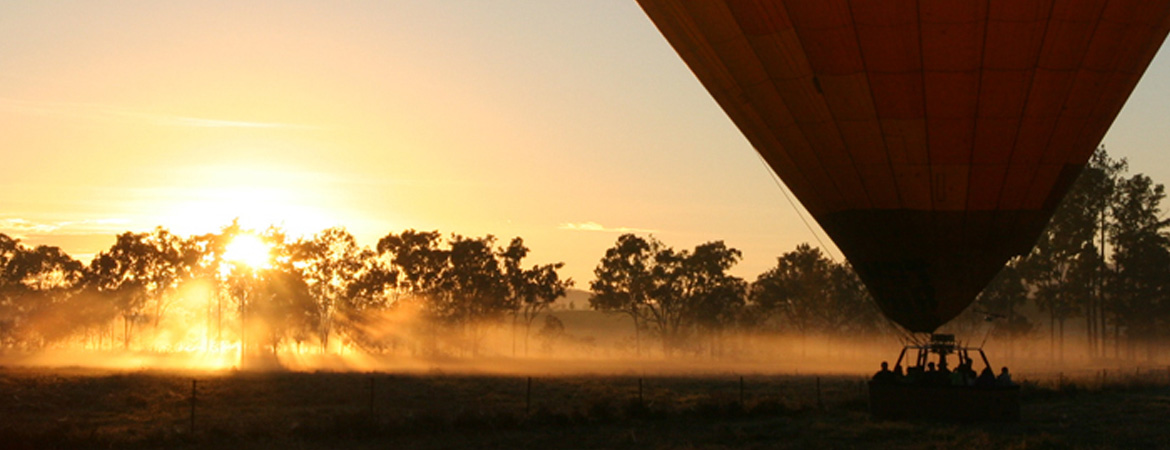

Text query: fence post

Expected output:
[638,377,644,408]
[816,376,823,410]
[526,376,532,416]
[190,379,197,435]
[369,376,375,416]
[739,375,744,406]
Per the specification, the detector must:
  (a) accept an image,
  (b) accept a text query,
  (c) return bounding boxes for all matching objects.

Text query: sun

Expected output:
[223,234,272,269]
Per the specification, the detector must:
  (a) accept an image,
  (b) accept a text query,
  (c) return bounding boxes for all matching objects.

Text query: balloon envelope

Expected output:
[637,0,1170,332]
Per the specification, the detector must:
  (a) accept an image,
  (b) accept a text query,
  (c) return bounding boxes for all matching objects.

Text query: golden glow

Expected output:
[154,162,343,239]
[223,234,272,269]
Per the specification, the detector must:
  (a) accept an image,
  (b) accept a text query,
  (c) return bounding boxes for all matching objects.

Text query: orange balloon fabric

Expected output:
[638,0,1170,332]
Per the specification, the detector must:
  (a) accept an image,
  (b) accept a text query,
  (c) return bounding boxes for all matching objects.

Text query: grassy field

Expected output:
[3,365,1170,449]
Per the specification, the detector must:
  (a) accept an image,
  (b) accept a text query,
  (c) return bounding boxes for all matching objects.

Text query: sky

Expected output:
[3,1,1170,285]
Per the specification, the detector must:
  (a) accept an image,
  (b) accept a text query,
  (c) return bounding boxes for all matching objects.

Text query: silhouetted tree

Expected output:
[589,234,656,356]
[289,227,365,352]
[183,228,234,351]
[377,230,448,315]
[1017,160,1105,361]
[444,234,508,354]
[341,249,399,352]
[749,244,880,348]
[973,260,1033,344]
[678,241,746,357]
[499,237,572,356]
[86,228,188,349]
[750,244,832,337]
[1079,148,1127,356]
[824,263,884,335]
[249,266,318,357]
[0,235,86,347]
[1108,173,1170,358]
[591,236,748,356]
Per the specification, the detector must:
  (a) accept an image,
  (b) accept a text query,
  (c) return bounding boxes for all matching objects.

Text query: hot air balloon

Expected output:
[636,0,1170,334]
[636,0,1170,420]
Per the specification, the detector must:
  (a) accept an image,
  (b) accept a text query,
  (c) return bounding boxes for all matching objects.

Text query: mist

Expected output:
[5,291,1170,381]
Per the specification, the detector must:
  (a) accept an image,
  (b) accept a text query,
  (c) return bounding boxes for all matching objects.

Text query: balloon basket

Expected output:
[868,333,1020,421]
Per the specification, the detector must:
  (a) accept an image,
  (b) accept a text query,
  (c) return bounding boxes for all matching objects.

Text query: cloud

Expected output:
[0,97,318,130]
[557,221,657,234]
[0,217,131,238]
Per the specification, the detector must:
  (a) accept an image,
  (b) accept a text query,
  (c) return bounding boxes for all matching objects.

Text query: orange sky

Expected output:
[4,1,1170,284]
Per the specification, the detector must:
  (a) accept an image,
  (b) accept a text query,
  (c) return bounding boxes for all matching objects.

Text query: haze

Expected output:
[4,1,1170,285]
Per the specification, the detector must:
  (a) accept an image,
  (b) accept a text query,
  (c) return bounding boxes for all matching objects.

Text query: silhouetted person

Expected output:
[949,364,966,386]
[906,365,924,385]
[976,367,996,387]
[956,361,976,386]
[893,364,905,384]
[997,367,1015,386]
[935,360,952,386]
[872,361,897,384]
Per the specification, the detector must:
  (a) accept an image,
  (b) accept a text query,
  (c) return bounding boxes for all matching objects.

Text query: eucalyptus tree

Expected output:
[591,235,747,356]
[377,230,449,317]
[1107,173,1170,358]
[288,227,366,352]
[972,260,1032,343]
[590,234,656,356]
[675,241,746,356]
[749,244,881,351]
[86,227,189,349]
[1017,160,1105,361]
[499,237,572,356]
[444,234,509,354]
[1080,148,1127,355]
[0,235,86,347]
[750,244,834,337]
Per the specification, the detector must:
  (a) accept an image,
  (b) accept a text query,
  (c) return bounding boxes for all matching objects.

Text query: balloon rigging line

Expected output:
[755,152,838,262]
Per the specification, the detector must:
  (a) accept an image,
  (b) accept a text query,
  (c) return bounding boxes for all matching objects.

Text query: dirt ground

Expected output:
[2,366,1169,449]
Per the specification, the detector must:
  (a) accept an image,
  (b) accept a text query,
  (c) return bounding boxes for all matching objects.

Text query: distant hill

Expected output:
[550,288,591,311]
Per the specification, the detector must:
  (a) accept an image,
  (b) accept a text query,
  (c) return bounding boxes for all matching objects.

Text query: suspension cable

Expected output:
[754,152,838,262]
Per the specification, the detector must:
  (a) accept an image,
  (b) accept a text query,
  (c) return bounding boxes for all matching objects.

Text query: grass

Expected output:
[2,366,1170,449]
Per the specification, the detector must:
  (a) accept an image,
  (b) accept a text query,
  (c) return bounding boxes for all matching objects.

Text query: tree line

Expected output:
[585,147,1170,360]
[1,148,1167,362]
[971,147,1170,361]
[0,224,572,358]
[588,235,884,357]
[0,220,887,359]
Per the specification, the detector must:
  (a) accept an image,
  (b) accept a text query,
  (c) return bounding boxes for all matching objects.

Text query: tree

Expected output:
[749,244,880,346]
[589,234,656,356]
[1017,160,1104,362]
[499,237,572,356]
[972,260,1033,344]
[590,235,748,356]
[375,229,450,353]
[377,230,449,317]
[678,241,746,357]
[248,266,318,358]
[444,234,509,354]
[750,244,833,336]
[1107,173,1170,358]
[288,227,365,352]
[341,248,399,352]
[1080,148,1127,356]
[0,235,86,347]
[183,228,234,351]
[86,228,189,349]
[823,263,884,335]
